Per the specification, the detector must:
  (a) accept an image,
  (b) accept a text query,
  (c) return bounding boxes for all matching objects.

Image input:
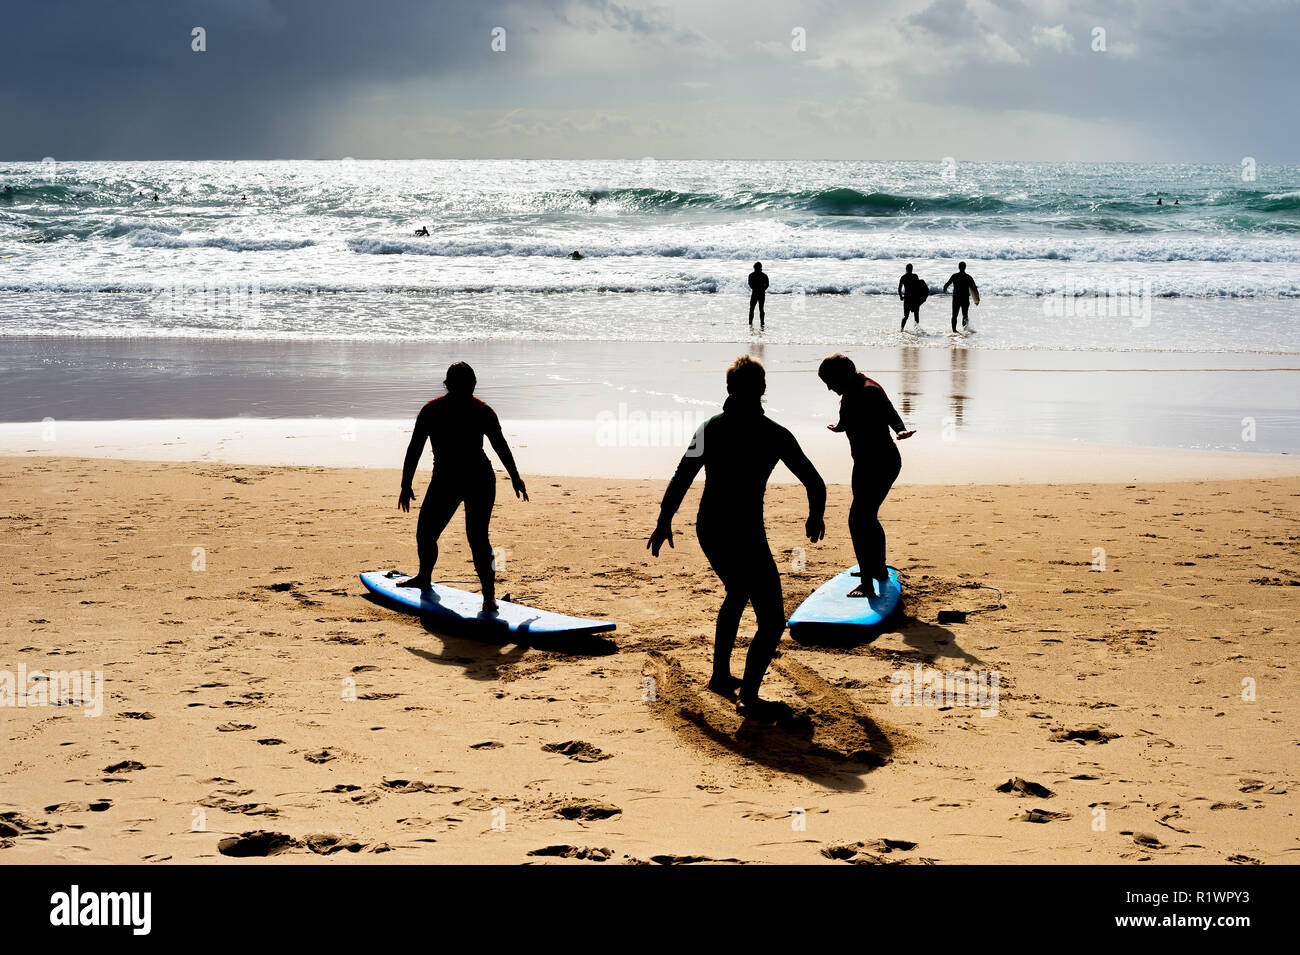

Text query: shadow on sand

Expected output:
[361,592,617,681]
[644,650,894,792]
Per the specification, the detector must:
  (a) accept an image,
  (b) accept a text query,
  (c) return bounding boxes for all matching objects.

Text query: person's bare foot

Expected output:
[397,576,431,590]
[481,597,499,614]
[847,583,870,598]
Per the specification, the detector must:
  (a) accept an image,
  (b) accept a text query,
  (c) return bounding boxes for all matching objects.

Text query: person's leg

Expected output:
[900,302,909,331]
[748,292,757,325]
[951,297,959,332]
[738,545,786,715]
[848,456,901,595]
[758,293,765,326]
[400,475,461,588]
[463,474,499,611]
[699,522,748,694]
[960,301,970,327]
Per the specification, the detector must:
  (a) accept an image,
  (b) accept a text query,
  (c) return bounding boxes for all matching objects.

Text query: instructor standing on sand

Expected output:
[649,356,825,722]
[747,262,769,329]
[397,362,528,614]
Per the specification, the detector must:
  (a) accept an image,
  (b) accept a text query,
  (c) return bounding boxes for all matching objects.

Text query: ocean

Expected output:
[2,159,1299,352]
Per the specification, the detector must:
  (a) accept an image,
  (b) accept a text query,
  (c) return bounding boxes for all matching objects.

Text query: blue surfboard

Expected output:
[360,570,616,637]
[787,565,902,640]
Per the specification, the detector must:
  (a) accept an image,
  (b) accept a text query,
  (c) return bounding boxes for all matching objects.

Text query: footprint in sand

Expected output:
[995,778,1054,798]
[526,845,614,862]
[103,760,145,774]
[1017,808,1072,823]
[541,741,612,763]
[547,799,621,821]
[217,830,387,857]
[380,779,462,795]
[0,810,60,847]
[1050,725,1120,744]
[822,839,934,865]
[44,800,112,813]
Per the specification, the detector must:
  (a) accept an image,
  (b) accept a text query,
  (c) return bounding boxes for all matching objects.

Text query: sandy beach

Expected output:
[2,452,1296,864]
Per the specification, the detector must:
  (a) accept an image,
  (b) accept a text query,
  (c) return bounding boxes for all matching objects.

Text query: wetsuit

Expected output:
[831,374,906,582]
[657,395,825,699]
[748,270,769,325]
[899,273,925,328]
[401,394,510,591]
[944,270,977,331]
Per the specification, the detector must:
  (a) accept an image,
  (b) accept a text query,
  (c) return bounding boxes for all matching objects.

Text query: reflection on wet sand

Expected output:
[950,346,970,427]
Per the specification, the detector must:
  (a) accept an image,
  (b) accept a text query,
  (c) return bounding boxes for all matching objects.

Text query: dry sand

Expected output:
[1,455,1296,864]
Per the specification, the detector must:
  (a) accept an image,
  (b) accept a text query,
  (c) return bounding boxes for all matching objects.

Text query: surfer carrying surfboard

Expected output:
[898,263,928,330]
[818,354,914,598]
[396,362,528,613]
[943,261,979,332]
[648,355,826,721]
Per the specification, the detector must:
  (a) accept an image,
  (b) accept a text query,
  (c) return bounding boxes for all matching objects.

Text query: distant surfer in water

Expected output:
[818,354,914,598]
[649,356,826,721]
[943,261,978,332]
[397,361,528,614]
[898,263,928,331]
[748,262,768,328]
[569,250,583,260]
[414,226,429,237]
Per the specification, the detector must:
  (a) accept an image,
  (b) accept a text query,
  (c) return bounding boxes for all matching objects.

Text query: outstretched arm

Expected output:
[873,385,915,440]
[488,425,529,500]
[943,274,953,292]
[399,409,430,511]
[780,430,826,542]
[648,425,707,556]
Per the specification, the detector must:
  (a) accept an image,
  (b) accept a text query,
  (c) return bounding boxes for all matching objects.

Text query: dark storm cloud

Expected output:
[0,0,545,158]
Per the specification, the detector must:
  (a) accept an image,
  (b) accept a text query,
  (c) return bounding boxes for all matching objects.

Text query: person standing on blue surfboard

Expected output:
[397,362,528,614]
[648,355,825,722]
[818,354,914,598]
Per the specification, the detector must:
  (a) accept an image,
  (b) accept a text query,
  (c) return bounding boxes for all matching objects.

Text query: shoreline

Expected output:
[4,423,1298,484]
[4,336,1298,457]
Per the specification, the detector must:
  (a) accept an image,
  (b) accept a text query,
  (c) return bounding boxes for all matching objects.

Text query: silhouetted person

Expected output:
[943,261,978,332]
[649,356,825,721]
[398,362,528,613]
[898,263,928,330]
[152,193,159,202]
[414,226,429,237]
[747,261,769,328]
[568,250,583,260]
[1156,197,1163,206]
[819,354,914,597]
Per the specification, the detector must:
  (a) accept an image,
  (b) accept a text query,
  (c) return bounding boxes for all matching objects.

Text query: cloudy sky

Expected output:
[1,0,1295,161]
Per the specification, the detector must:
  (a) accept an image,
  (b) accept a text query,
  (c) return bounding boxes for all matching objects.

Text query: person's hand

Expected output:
[398,487,415,512]
[647,523,674,557]
[897,430,916,440]
[806,516,825,543]
[512,476,529,501]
